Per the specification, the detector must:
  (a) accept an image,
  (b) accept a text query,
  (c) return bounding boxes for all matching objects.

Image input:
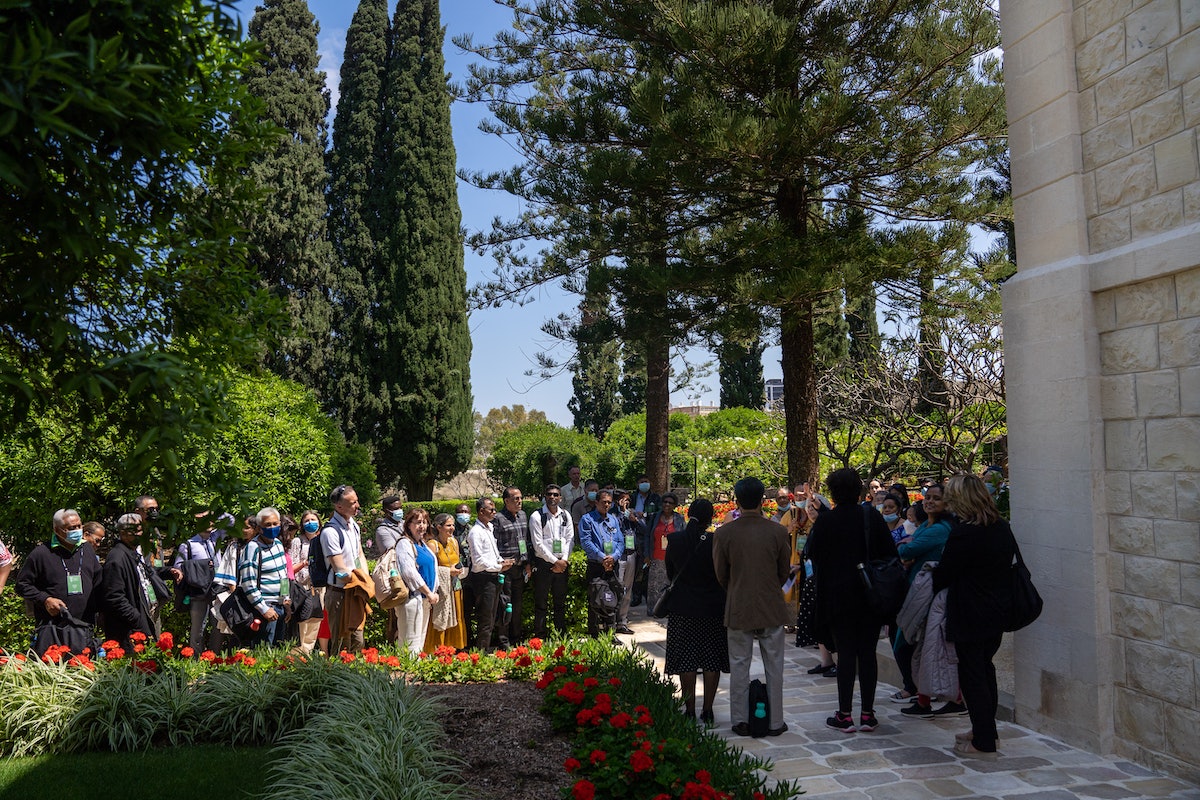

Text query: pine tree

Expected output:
[327,0,390,435]
[570,265,623,438]
[619,341,647,416]
[244,0,337,391]
[718,328,765,410]
[370,0,473,498]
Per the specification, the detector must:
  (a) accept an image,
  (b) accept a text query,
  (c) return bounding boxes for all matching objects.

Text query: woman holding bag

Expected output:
[932,473,1018,759]
[663,498,728,726]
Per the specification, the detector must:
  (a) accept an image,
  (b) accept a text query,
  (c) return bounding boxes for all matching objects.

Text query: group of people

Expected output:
[653,468,1017,761]
[4,466,1018,761]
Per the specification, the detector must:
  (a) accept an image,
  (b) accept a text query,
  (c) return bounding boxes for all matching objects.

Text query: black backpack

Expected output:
[308,525,343,588]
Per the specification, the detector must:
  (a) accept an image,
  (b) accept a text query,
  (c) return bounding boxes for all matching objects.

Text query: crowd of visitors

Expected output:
[1,464,1019,761]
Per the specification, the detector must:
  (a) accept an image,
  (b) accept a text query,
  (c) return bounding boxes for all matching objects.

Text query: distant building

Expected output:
[669,403,719,418]
[764,378,784,411]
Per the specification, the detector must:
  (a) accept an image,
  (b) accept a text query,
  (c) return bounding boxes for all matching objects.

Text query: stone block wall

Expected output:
[1097,269,1200,781]
[1074,0,1200,251]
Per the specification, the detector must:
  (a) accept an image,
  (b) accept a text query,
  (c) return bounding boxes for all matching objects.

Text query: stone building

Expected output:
[1001,0,1200,784]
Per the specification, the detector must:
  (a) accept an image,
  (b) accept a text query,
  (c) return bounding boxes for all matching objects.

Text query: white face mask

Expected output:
[903,520,917,536]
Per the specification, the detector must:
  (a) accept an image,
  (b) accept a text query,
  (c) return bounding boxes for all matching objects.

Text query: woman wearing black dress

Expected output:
[663,499,728,726]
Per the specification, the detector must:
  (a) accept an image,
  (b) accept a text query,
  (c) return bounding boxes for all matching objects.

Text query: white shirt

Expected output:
[560,482,585,512]
[322,512,362,588]
[468,519,504,573]
[529,504,573,565]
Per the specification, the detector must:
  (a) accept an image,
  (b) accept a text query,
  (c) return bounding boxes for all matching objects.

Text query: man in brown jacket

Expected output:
[713,476,792,736]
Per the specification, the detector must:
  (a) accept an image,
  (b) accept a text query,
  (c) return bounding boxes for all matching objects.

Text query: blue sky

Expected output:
[232,0,783,426]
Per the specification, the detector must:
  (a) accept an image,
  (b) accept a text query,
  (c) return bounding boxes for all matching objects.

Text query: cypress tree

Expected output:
[570,264,623,439]
[327,0,390,435]
[718,325,766,411]
[371,0,473,498]
[244,0,336,391]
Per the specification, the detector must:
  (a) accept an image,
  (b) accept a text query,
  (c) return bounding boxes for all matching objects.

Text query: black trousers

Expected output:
[956,634,1002,752]
[894,632,918,695]
[495,562,527,646]
[830,618,882,714]
[469,571,500,651]
[532,560,568,637]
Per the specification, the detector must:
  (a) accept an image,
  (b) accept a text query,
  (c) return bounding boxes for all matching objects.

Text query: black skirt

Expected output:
[665,614,730,674]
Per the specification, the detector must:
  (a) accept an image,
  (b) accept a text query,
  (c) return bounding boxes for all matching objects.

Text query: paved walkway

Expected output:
[621,610,1199,800]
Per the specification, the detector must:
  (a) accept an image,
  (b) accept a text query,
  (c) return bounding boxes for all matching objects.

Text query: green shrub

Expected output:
[486,422,601,494]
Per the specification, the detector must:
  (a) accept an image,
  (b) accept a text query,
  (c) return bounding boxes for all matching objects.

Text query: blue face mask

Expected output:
[638,482,650,493]
[455,513,470,526]
[302,521,319,534]
[261,525,281,539]
[587,491,597,502]
[776,501,789,512]
[883,513,899,524]
[391,509,404,522]
[797,499,808,509]
[65,528,84,547]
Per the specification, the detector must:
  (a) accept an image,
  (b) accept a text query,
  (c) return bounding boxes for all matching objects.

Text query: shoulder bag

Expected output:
[1004,539,1043,631]
[219,546,262,640]
[651,530,708,619]
[856,506,908,619]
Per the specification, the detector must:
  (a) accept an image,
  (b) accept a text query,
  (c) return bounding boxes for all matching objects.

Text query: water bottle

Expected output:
[249,618,261,632]
[754,702,766,720]
[498,574,505,585]
[505,602,513,614]
[183,594,191,606]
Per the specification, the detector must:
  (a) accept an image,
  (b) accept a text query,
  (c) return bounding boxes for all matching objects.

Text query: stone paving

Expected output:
[620,610,1200,800]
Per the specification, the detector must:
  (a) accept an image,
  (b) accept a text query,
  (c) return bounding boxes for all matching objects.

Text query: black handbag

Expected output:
[1004,542,1043,631]
[219,548,262,639]
[651,531,708,619]
[177,543,216,601]
[856,507,907,619]
[31,611,103,659]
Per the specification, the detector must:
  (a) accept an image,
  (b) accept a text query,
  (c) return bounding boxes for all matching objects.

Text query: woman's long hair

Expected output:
[403,507,430,540]
[687,498,714,531]
[944,474,1000,526]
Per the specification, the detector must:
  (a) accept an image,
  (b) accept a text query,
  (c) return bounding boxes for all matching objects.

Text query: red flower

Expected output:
[572,779,595,800]
[512,645,528,656]
[340,651,356,664]
[588,749,607,765]
[470,653,480,664]
[105,647,126,660]
[101,640,120,651]
[133,659,159,674]
[609,712,632,729]
[583,677,599,688]
[385,656,401,668]
[570,649,581,656]
[630,749,655,773]
[554,665,568,674]
[494,649,507,659]
[563,757,581,773]
[553,645,565,658]
[695,770,711,785]
[536,672,556,690]
[157,632,174,651]
[180,647,195,658]
[576,708,595,726]
[638,712,653,725]
[528,637,543,650]
[456,652,470,662]
[753,793,766,800]
[592,693,612,715]
[243,656,257,667]
[533,655,544,663]
[364,650,380,664]
[417,651,428,659]
[199,650,216,662]
[573,664,588,673]
[608,677,622,687]
[133,643,145,654]
[129,631,147,643]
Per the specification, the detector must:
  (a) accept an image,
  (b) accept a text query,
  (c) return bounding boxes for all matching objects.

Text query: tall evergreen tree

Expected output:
[619,340,647,416]
[717,311,766,411]
[570,264,623,438]
[245,0,336,391]
[327,0,390,435]
[369,0,473,498]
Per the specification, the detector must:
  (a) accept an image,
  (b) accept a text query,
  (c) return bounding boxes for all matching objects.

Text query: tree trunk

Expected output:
[644,289,671,497]
[780,301,820,488]
[405,474,436,502]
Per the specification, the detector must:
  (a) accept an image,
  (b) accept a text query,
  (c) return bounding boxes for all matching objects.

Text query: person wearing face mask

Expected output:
[570,479,601,528]
[880,494,906,544]
[133,494,172,635]
[170,511,226,653]
[374,496,406,642]
[16,508,101,655]
[100,513,158,650]
[289,510,324,654]
[452,503,475,641]
[236,507,290,647]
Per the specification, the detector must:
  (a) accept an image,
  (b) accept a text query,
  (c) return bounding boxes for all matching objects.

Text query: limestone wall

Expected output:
[1000,0,1200,785]
[1097,270,1200,779]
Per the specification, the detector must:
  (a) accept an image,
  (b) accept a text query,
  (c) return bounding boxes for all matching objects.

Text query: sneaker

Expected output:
[858,711,879,732]
[901,702,933,716]
[953,739,998,759]
[923,701,968,718]
[614,625,635,635]
[889,690,916,703]
[825,711,856,733]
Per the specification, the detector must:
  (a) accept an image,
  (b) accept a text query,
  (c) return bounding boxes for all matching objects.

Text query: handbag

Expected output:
[218,547,262,640]
[651,531,709,619]
[31,611,103,659]
[856,507,908,619]
[1004,541,1043,631]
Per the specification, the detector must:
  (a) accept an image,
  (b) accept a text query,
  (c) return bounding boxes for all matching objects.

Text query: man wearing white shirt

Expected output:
[322,484,364,653]
[530,484,574,638]
[559,465,585,514]
[467,497,513,650]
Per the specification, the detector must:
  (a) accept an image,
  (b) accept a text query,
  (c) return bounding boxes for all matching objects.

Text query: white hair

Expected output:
[53,508,80,528]
[117,513,142,529]
[255,507,281,527]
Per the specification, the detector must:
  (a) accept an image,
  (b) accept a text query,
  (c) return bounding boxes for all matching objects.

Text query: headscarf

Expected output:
[686,498,714,532]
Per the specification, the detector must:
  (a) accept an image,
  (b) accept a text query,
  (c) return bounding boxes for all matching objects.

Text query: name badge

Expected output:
[603,541,613,555]
[147,583,158,604]
[660,535,669,552]
[279,577,290,597]
[153,558,164,569]
[552,539,562,555]
[624,534,635,551]
[518,539,527,555]
[66,574,83,595]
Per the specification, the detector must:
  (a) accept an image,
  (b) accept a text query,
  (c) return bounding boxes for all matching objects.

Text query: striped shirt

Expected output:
[239,538,287,614]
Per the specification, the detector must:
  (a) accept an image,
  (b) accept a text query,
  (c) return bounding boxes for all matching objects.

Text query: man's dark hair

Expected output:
[503,486,521,500]
[584,479,599,490]
[134,495,155,510]
[544,484,561,495]
[595,489,613,502]
[380,494,402,509]
[329,484,355,505]
[826,468,864,506]
[733,477,765,509]
[475,496,494,512]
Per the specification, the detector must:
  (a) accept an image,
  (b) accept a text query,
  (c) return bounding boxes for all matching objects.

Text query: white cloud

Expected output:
[318,27,346,112]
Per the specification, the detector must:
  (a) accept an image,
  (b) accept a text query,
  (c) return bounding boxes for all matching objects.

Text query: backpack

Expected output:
[587,574,622,627]
[371,543,410,610]
[748,679,770,737]
[308,525,343,588]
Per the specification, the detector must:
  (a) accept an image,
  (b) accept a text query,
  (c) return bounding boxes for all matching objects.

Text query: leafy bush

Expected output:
[486,422,601,494]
